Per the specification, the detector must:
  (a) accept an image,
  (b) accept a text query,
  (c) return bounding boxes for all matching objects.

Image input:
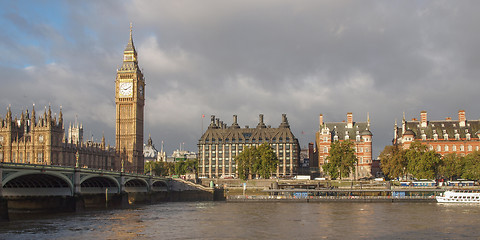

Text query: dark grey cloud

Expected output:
[1,0,480,157]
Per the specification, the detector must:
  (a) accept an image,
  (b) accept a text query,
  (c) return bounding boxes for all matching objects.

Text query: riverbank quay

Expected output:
[226,188,444,202]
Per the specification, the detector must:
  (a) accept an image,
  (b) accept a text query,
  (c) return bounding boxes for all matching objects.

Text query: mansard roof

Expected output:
[396,119,480,140]
[323,121,370,140]
[198,114,298,144]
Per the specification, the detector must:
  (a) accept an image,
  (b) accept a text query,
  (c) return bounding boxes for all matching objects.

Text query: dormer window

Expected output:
[455,133,460,140]
[345,135,349,140]
[333,136,338,141]
[356,135,361,141]
[422,134,426,141]
[466,133,471,141]
[444,134,448,140]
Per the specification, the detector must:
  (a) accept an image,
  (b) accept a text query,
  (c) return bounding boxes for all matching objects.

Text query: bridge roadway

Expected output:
[0,163,214,221]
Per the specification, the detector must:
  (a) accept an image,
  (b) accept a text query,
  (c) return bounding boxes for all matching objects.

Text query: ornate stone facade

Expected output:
[0,106,116,169]
[115,25,145,173]
[394,110,480,156]
[315,113,373,179]
[0,26,145,173]
[198,114,300,178]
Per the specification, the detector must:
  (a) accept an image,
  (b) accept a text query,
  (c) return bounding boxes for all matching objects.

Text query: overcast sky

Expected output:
[1,1,480,157]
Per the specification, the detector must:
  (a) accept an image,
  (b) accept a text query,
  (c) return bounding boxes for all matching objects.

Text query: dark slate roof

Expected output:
[396,119,480,140]
[323,121,370,140]
[198,115,298,144]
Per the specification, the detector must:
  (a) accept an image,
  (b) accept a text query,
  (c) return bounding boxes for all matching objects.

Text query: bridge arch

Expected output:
[80,175,120,194]
[151,180,168,191]
[2,171,73,196]
[124,178,149,193]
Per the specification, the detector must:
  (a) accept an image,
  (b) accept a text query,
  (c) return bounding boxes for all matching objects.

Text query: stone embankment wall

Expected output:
[168,178,215,201]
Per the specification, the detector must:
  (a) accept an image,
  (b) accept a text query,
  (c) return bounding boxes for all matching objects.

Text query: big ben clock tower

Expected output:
[115,24,145,173]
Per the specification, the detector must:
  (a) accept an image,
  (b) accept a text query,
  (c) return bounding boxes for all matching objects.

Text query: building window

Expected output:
[38,153,43,163]
[468,145,472,151]
[460,145,464,151]
[433,134,438,141]
[444,134,448,140]
[445,145,449,152]
[356,135,361,141]
[466,133,471,141]
[422,134,426,141]
[429,145,433,151]
[324,147,328,153]
[333,136,338,141]
[437,145,441,152]
[453,145,457,151]
[359,147,363,153]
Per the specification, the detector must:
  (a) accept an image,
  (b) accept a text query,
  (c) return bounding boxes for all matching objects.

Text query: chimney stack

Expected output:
[459,110,466,127]
[347,112,353,128]
[420,111,427,127]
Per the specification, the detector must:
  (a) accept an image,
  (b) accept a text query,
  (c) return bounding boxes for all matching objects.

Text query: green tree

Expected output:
[144,161,174,176]
[255,143,278,179]
[461,151,480,180]
[323,141,357,179]
[379,145,407,180]
[439,153,463,180]
[235,146,258,180]
[173,159,198,175]
[235,143,278,180]
[405,141,442,179]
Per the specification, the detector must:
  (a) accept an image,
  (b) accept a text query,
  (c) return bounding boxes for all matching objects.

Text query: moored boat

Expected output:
[436,190,480,203]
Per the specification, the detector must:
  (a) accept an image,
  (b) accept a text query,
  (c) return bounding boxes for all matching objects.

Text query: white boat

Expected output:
[436,190,480,203]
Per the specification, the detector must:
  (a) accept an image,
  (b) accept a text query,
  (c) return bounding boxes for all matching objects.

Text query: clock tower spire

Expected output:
[115,24,145,173]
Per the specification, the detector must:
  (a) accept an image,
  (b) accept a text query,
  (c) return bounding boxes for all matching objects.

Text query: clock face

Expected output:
[119,82,133,97]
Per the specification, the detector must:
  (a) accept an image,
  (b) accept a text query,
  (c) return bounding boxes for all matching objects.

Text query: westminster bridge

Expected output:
[0,163,214,220]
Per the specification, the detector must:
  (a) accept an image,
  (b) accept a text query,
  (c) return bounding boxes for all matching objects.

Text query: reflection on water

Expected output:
[1,202,480,239]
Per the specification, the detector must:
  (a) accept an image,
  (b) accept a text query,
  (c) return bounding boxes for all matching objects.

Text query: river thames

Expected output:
[1,202,479,239]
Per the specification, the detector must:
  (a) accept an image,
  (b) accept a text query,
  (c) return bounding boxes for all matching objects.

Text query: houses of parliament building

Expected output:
[0,26,145,173]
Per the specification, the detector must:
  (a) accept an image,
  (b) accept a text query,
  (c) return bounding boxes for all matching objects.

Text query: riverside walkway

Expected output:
[227,188,444,202]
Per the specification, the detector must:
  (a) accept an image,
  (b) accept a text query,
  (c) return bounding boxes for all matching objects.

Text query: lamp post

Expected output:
[75,150,79,168]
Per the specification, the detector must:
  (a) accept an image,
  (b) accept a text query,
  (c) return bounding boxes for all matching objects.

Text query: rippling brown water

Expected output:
[1,202,479,239]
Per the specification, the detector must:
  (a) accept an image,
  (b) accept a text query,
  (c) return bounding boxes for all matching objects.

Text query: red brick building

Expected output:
[394,110,480,156]
[315,112,373,179]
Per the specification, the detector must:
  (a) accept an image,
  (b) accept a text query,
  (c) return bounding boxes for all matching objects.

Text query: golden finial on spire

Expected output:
[130,22,132,37]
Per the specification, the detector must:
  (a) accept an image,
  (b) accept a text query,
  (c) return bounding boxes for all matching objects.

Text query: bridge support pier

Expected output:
[0,198,9,221]
[108,192,129,209]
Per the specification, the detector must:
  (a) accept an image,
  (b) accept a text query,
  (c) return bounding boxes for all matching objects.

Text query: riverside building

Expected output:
[393,110,480,156]
[315,113,373,179]
[0,26,145,173]
[198,114,300,178]
[0,105,116,169]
